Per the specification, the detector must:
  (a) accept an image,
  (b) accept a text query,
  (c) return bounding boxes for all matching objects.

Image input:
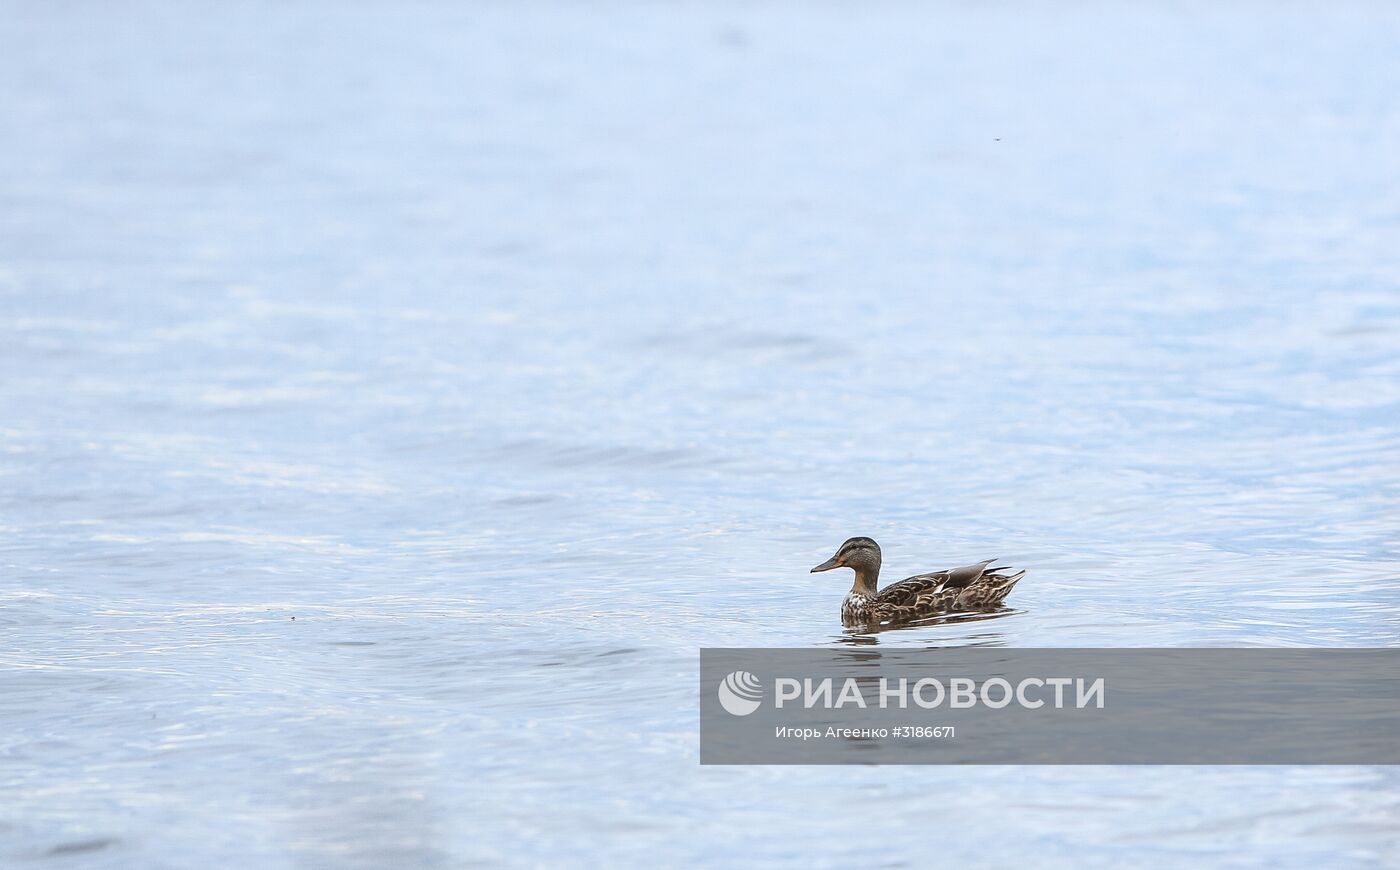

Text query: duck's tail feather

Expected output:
[956,568,1025,609]
[993,569,1026,598]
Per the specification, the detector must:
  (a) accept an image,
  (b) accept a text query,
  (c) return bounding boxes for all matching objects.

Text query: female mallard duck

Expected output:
[811,537,1025,627]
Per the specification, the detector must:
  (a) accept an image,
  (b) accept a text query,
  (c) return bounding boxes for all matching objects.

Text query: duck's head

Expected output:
[811,537,882,576]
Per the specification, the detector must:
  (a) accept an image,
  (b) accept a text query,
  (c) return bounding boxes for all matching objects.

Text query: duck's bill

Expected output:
[810,557,841,573]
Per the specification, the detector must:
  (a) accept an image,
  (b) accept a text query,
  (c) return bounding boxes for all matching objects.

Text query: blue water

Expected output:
[3,2,1400,866]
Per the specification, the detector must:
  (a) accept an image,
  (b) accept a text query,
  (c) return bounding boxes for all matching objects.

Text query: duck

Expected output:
[811,537,1025,627]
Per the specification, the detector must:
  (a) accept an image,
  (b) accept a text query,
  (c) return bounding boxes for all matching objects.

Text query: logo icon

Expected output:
[718,670,763,716]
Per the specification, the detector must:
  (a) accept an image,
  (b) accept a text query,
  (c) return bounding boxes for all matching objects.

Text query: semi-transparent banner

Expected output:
[699,648,1400,764]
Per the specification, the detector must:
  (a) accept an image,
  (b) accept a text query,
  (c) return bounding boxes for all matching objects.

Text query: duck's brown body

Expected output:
[813,538,1024,627]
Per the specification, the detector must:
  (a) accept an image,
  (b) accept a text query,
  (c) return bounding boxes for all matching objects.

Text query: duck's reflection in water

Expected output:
[833,608,1022,646]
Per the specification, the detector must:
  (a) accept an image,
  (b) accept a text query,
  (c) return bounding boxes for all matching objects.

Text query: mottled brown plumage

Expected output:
[811,537,1025,627]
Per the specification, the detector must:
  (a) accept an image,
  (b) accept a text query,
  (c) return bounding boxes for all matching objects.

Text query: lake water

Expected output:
[2,2,1399,867]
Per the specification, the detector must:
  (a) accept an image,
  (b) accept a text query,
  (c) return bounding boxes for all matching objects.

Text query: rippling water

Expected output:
[3,2,1400,867]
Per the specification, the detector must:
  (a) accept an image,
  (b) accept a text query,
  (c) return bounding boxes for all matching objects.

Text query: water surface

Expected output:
[2,2,1400,867]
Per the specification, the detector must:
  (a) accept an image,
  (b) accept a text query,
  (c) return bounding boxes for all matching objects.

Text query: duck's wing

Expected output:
[870,560,1024,620]
[871,572,947,607]
[874,559,994,603]
[866,572,964,623]
[932,559,997,590]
